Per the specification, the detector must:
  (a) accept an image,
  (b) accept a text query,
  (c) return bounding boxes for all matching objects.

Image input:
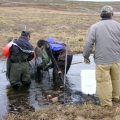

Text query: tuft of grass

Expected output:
[3,102,120,120]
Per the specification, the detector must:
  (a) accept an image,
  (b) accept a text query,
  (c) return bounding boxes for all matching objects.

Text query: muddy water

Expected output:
[0,54,97,118]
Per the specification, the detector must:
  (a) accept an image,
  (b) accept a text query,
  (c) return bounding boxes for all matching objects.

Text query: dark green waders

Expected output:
[9,54,31,86]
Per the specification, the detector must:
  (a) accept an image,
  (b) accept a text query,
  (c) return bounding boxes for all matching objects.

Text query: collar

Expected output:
[101,18,112,20]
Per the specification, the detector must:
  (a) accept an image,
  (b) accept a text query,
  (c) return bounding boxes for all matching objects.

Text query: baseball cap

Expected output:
[21,30,30,37]
[101,6,113,14]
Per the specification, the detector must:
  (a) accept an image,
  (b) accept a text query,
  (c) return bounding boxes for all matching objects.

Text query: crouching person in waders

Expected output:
[47,36,73,79]
[29,46,44,81]
[36,40,51,81]
[37,37,73,84]
[2,30,34,89]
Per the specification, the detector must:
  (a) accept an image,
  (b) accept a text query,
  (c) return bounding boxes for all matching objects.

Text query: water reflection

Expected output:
[114,12,120,15]
[0,54,99,118]
[7,85,34,114]
[0,61,9,118]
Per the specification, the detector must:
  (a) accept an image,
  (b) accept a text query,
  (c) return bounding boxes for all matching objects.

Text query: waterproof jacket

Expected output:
[83,19,120,64]
[10,36,34,61]
[47,37,73,61]
[54,44,72,61]
[47,36,63,51]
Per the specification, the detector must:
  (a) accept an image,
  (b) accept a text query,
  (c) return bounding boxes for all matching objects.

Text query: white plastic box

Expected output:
[80,70,96,94]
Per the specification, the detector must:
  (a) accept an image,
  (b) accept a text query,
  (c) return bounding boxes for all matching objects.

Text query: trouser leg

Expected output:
[53,66,63,84]
[9,63,22,86]
[21,62,31,84]
[36,66,43,81]
[66,55,73,74]
[6,57,11,80]
[57,55,73,75]
[111,62,120,101]
[96,64,112,107]
[53,67,59,82]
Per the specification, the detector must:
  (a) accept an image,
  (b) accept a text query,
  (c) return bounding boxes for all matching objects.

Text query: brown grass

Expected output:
[0,1,120,59]
[3,102,120,120]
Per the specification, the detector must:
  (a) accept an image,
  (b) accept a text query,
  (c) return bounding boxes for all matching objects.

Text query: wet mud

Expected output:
[0,54,99,117]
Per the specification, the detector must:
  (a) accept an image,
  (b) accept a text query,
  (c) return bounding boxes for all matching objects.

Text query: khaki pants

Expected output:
[96,61,120,106]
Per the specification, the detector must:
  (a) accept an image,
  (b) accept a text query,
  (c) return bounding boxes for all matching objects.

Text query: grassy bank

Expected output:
[0,1,120,58]
[2,103,120,120]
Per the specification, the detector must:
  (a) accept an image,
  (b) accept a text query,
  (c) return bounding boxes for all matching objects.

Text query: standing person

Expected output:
[3,30,34,88]
[83,6,120,107]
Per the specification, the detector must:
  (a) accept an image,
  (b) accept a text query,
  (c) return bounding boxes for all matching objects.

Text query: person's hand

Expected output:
[84,57,90,64]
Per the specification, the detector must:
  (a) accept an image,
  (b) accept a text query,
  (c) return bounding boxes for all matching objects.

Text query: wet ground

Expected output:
[0,54,99,118]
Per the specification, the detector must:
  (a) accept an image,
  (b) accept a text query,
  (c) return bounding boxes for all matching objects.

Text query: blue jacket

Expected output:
[47,36,63,52]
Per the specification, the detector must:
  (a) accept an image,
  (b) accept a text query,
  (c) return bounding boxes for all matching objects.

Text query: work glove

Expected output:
[84,57,90,64]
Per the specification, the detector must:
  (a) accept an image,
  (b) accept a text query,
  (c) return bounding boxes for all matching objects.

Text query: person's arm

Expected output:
[83,25,96,59]
[27,51,36,61]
